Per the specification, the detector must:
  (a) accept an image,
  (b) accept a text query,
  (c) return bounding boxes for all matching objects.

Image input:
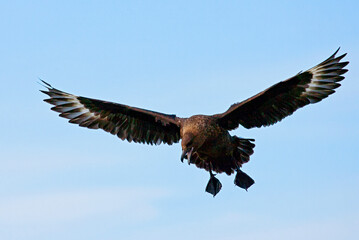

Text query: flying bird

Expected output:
[41,49,348,197]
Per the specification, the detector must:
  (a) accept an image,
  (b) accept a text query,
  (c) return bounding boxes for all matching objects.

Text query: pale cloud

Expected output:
[0,187,168,225]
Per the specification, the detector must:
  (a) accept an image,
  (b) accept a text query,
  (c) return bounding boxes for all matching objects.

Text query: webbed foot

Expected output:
[205,173,222,197]
[234,169,254,191]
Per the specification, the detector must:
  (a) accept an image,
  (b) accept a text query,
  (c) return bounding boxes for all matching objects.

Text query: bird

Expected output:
[41,48,348,197]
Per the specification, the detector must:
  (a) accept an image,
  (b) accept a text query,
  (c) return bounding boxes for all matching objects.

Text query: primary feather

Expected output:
[215,48,348,130]
[41,81,181,145]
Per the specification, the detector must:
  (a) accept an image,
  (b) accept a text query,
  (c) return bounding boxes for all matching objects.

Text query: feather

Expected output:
[41,82,181,145]
[215,49,349,129]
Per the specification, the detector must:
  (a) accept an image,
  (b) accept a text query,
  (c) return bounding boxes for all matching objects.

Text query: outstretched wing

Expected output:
[41,81,181,145]
[215,49,349,130]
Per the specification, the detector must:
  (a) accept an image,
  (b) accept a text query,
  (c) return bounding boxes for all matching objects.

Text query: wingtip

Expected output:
[321,47,348,65]
[328,47,340,59]
[37,78,53,89]
[332,47,348,60]
[335,47,340,55]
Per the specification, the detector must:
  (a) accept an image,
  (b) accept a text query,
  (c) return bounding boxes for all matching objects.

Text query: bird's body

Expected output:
[181,115,230,161]
[180,115,253,174]
[41,49,349,196]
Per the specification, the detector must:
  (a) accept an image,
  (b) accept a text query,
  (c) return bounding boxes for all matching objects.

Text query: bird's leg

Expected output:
[234,166,255,191]
[205,165,222,197]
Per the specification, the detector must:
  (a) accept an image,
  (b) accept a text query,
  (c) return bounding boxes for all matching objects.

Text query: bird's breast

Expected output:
[181,115,232,158]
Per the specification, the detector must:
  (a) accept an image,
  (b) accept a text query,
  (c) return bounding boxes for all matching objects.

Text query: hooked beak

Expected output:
[181,147,194,165]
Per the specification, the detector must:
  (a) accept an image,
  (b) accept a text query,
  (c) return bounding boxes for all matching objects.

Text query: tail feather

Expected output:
[192,136,255,175]
[232,136,255,166]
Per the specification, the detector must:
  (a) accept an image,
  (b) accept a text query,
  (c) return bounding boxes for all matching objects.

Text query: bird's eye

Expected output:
[186,139,193,147]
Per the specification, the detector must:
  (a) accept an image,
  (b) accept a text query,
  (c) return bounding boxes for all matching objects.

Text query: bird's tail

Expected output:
[232,136,255,166]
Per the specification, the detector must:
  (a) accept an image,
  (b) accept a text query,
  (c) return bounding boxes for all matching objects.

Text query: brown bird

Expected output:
[41,49,348,197]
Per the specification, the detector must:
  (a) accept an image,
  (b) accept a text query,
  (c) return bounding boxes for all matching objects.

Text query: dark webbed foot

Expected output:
[234,168,254,191]
[206,171,222,197]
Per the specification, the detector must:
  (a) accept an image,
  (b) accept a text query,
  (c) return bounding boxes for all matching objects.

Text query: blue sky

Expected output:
[1,1,358,239]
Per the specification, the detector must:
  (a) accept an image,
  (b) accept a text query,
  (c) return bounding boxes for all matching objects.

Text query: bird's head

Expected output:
[181,132,196,163]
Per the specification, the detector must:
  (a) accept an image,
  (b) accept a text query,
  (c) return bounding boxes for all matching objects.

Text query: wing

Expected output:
[41,81,182,145]
[215,49,349,130]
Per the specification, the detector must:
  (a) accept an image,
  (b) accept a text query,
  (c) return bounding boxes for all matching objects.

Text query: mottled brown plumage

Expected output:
[41,49,349,196]
[180,115,254,175]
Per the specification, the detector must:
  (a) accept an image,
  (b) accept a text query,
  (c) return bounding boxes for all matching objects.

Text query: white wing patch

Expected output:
[41,84,102,130]
[41,81,181,145]
[300,50,347,103]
